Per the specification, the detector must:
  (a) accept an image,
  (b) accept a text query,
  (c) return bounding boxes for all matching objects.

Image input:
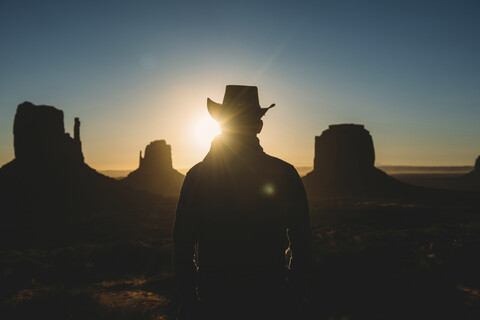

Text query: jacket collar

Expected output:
[204,134,263,163]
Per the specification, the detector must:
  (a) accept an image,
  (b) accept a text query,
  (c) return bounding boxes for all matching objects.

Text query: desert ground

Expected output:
[1,171,479,319]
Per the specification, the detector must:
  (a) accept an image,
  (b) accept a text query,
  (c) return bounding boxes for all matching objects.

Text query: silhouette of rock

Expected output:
[0,102,172,248]
[303,124,408,198]
[13,102,83,167]
[122,140,184,196]
[0,102,122,217]
[455,155,480,191]
[140,140,174,173]
[313,124,375,176]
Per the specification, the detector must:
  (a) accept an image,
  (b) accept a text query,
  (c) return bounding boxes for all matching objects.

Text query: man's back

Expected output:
[173,134,311,319]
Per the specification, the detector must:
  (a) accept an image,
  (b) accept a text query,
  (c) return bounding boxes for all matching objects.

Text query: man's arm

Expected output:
[173,169,200,304]
[286,166,312,298]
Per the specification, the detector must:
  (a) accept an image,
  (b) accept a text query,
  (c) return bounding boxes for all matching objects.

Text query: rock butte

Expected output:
[0,102,123,217]
[303,124,407,198]
[122,140,185,196]
[13,101,84,168]
[313,124,375,177]
[456,154,480,191]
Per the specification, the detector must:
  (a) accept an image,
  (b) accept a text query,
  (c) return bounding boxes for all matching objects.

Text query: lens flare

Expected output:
[262,183,275,196]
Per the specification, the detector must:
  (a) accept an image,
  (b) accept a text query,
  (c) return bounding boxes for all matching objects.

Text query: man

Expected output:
[173,85,312,320]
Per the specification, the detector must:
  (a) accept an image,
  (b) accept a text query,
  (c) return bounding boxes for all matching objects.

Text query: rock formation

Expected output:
[313,124,375,176]
[0,102,116,217]
[13,102,83,167]
[455,155,480,191]
[139,140,174,174]
[303,124,408,198]
[0,102,170,247]
[122,140,185,196]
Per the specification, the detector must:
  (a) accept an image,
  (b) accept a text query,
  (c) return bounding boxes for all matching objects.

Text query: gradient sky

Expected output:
[1,0,479,170]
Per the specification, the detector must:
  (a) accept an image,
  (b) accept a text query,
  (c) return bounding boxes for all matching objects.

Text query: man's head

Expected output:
[207,85,274,136]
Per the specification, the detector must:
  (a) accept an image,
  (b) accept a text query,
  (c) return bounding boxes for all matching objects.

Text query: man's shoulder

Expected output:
[185,162,204,177]
[261,153,298,175]
[186,152,298,177]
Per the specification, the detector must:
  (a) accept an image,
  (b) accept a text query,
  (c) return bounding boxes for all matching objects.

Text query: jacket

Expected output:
[173,134,312,303]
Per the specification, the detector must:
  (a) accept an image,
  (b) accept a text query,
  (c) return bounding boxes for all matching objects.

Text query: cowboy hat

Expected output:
[207,85,275,121]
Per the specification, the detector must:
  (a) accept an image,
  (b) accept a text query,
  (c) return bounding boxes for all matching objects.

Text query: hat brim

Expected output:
[207,98,223,121]
[207,98,274,121]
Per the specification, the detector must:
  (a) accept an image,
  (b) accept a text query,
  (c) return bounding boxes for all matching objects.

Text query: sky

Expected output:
[1,0,479,170]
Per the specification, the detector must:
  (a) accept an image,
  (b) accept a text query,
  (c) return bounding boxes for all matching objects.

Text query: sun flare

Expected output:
[192,115,221,147]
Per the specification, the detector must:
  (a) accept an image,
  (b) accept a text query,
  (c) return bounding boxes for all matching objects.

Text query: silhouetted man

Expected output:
[173,85,312,320]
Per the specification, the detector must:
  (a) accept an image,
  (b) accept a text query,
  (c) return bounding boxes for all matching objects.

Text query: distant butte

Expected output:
[121,140,185,196]
[455,155,480,191]
[302,124,409,199]
[0,102,118,217]
[0,102,172,247]
[13,101,84,167]
[313,124,375,176]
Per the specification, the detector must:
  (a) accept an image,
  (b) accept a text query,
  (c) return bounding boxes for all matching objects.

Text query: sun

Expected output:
[192,115,221,147]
